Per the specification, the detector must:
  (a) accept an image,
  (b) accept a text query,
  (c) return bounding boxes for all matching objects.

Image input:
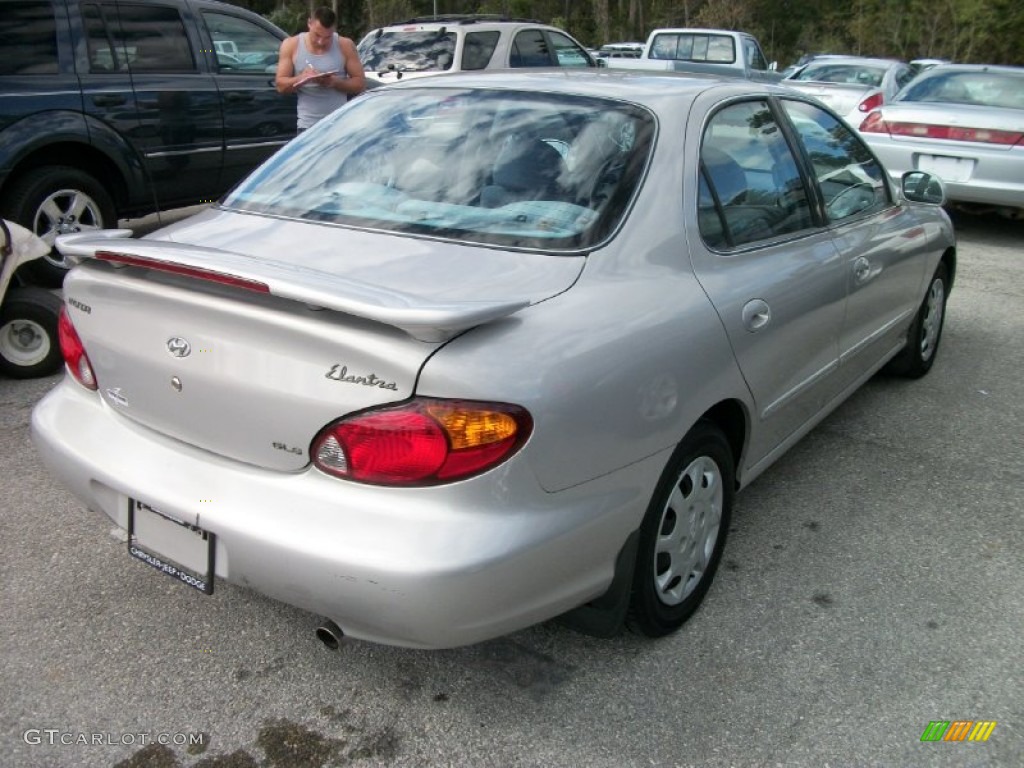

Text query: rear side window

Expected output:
[116,3,195,73]
[699,100,814,248]
[358,30,457,72]
[202,12,282,73]
[547,31,592,67]
[650,32,736,64]
[83,3,125,73]
[462,31,499,71]
[895,65,915,90]
[510,30,553,67]
[0,1,59,75]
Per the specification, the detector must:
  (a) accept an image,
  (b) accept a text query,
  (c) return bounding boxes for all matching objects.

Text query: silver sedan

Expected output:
[784,56,915,126]
[33,70,955,649]
[859,64,1024,216]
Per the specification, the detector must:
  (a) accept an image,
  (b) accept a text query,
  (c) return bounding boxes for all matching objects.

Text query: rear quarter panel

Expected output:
[414,88,753,493]
[418,253,747,493]
[415,104,754,493]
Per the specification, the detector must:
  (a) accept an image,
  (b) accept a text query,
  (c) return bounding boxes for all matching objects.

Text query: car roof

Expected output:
[365,68,794,106]
[647,28,746,36]
[370,15,552,30]
[800,56,903,68]
[921,63,1024,74]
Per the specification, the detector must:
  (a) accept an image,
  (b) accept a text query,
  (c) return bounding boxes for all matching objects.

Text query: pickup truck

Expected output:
[603,28,781,82]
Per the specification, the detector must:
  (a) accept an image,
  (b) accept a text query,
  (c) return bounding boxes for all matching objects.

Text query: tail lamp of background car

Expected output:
[57,308,97,390]
[860,112,1024,145]
[857,92,884,114]
[312,398,533,486]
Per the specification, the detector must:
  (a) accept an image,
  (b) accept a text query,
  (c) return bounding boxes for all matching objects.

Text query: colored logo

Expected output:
[921,721,997,742]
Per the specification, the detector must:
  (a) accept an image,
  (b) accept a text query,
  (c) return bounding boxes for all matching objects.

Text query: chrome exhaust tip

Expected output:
[315,619,345,650]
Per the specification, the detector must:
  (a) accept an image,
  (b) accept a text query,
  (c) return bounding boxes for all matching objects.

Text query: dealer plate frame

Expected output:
[127,500,216,595]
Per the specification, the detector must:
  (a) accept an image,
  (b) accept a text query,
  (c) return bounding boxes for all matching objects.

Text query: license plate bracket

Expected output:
[127,500,215,595]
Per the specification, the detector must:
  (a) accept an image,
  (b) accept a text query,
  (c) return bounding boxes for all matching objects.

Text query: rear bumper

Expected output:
[31,378,656,648]
[867,137,1024,209]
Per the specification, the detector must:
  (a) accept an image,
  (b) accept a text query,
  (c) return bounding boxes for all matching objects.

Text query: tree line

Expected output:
[229,0,1024,67]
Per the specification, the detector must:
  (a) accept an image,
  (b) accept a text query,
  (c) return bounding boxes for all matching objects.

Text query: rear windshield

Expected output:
[897,70,1024,109]
[224,88,655,251]
[358,30,457,72]
[648,33,735,64]
[794,64,886,87]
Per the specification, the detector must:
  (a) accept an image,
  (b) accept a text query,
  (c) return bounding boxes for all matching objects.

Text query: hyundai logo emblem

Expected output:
[166,337,191,358]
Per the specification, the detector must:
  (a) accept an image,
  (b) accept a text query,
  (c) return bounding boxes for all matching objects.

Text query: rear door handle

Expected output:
[92,94,127,107]
[853,256,872,283]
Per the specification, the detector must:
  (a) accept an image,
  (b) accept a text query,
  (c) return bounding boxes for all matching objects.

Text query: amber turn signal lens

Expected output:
[312,398,532,486]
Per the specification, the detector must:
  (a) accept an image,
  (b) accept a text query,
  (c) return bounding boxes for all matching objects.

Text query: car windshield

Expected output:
[793,63,886,87]
[897,70,1024,109]
[358,30,457,72]
[223,88,655,251]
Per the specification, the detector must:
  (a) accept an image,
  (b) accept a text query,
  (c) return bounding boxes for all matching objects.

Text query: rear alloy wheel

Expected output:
[628,420,734,637]
[0,286,63,378]
[1,166,116,287]
[886,261,949,378]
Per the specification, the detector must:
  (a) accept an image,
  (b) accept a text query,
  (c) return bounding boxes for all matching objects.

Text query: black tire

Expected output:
[628,420,734,637]
[0,166,116,287]
[885,261,949,379]
[0,286,63,379]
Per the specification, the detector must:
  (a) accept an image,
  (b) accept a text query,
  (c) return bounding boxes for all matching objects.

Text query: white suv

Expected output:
[358,15,597,85]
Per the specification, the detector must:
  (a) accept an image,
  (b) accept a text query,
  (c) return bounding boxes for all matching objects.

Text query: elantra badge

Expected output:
[166,337,191,358]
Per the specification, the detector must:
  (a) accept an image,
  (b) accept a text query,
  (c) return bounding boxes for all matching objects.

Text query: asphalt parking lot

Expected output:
[1,210,1021,768]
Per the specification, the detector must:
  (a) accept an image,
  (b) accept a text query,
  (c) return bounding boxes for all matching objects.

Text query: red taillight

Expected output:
[858,92,884,113]
[312,398,533,486]
[859,114,1023,145]
[859,111,890,133]
[57,307,97,390]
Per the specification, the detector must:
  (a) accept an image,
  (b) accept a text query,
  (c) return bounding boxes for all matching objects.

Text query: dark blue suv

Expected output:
[0,0,297,284]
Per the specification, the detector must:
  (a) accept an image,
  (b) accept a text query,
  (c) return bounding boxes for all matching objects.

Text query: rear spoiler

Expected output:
[56,230,527,343]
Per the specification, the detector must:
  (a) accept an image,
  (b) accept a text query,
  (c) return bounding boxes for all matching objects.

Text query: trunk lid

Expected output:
[787,82,874,117]
[58,210,583,471]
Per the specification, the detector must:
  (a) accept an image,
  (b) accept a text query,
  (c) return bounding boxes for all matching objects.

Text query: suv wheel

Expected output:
[1,166,116,287]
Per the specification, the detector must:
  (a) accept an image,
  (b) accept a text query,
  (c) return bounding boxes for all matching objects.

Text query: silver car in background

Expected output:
[357,15,596,86]
[859,64,1024,217]
[784,56,916,126]
[33,71,954,649]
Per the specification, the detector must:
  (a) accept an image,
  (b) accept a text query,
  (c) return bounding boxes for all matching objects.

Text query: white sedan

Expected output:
[859,64,1024,216]
[784,56,916,126]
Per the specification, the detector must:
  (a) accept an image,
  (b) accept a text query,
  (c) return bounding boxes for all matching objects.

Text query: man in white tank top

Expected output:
[275,6,366,131]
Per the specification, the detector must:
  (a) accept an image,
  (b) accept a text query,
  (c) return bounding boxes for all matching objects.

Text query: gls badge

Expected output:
[166,337,191,358]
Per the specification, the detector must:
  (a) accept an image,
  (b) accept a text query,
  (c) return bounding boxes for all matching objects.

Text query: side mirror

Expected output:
[768,61,778,71]
[901,171,946,205]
